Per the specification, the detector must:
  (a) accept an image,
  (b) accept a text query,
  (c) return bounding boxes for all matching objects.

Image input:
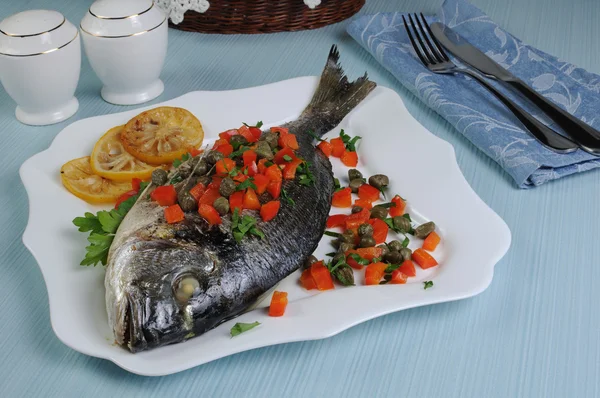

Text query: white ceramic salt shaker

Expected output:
[80,0,168,106]
[0,10,81,126]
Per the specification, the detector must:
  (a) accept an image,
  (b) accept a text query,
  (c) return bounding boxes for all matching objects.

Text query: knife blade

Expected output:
[430,22,600,155]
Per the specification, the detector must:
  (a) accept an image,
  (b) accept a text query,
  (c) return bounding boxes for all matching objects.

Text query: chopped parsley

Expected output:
[231,209,264,242]
[348,253,369,266]
[172,152,191,168]
[236,178,257,191]
[281,188,295,206]
[242,121,263,129]
[297,161,315,186]
[229,145,250,157]
[230,321,260,337]
[339,129,361,152]
[306,130,325,142]
[423,281,434,290]
[333,178,345,192]
[323,231,343,238]
[282,154,293,162]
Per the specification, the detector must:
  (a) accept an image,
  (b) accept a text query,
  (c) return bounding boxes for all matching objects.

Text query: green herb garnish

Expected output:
[264,161,274,168]
[236,178,257,191]
[281,188,295,206]
[242,121,263,129]
[230,321,261,337]
[231,209,264,242]
[229,145,250,158]
[378,202,397,209]
[401,236,410,247]
[172,152,191,168]
[326,257,346,274]
[423,281,434,290]
[325,252,336,257]
[339,129,361,152]
[384,263,400,273]
[170,175,183,185]
[324,231,343,238]
[306,130,325,142]
[348,253,369,266]
[297,161,315,186]
[283,154,293,162]
[402,213,412,222]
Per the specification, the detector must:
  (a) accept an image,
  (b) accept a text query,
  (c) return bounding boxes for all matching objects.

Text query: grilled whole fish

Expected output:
[106,45,376,352]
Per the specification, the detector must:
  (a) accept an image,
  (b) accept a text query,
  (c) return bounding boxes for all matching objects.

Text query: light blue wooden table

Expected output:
[2,0,599,397]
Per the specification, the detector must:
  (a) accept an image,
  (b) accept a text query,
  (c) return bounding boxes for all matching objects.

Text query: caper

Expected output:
[213,196,230,216]
[351,206,363,214]
[333,265,355,286]
[383,250,403,264]
[387,240,404,252]
[349,178,364,193]
[230,135,248,147]
[178,163,192,178]
[377,244,390,257]
[332,253,346,265]
[302,255,318,270]
[414,221,436,239]
[338,242,354,253]
[196,175,211,187]
[358,223,374,237]
[341,230,355,244]
[205,150,224,165]
[178,191,197,212]
[260,132,279,149]
[399,248,412,262]
[254,141,274,160]
[370,205,388,220]
[151,168,168,185]
[368,174,389,190]
[348,169,363,181]
[219,177,236,197]
[359,236,376,248]
[392,216,411,233]
[193,159,208,176]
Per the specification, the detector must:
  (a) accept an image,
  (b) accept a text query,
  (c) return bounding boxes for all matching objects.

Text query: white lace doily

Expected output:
[156,0,322,25]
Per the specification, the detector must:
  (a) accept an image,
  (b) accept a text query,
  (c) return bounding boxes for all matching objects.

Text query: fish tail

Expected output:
[300,45,377,137]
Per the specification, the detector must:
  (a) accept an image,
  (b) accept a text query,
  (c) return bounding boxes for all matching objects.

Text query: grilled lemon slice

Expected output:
[120,107,204,165]
[61,157,132,204]
[90,125,156,182]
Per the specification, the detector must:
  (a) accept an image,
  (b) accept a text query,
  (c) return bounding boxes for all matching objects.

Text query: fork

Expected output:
[403,13,578,153]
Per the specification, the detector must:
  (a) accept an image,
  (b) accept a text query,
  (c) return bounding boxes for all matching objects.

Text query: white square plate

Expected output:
[20,76,511,376]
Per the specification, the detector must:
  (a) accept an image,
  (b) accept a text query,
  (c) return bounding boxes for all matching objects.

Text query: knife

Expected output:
[430,22,600,156]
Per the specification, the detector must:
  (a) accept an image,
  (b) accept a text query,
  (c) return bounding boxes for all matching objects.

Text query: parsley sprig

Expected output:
[297,161,315,186]
[339,129,361,152]
[236,178,257,191]
[231,209,265,242]
[230,321,260,337]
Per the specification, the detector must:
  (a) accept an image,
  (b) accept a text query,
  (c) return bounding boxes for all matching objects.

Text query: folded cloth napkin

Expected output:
[348,0,600,188]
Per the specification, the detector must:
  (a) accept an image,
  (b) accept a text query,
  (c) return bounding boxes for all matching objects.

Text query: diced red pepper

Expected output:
[344,207,370,229]
[260,200,280,222]
[208,177,222,190]
[279,133,299,150]
[189,147,203,157]
[310,261,334,291]
[198,204,222,225]
[358,184,380,202]
[243,150,257,167]
[131,178,142,192]
[243,188,261,210]
[238,125,258,143]
[269,291,288,317]
[413,248,438,269]
[249,127,262,141]
[150,185,177,206]
[267,180,282,199]
[398,260,416,277]
[390,269,407,284]
[326,214,348,229]
[270,126,289,135]
[253,173,269,194]
[218,129,239,142]
[422,231,441,251]
[189,182,206,202]
[317,140,332,157]
[330,137,345,158]
[389,195,406,217]
[115,190,138,209]
[367,218,389,244]
[198,187,221,206]
[345,247,383,261]
[233,173,248,183]
[273,147,298,164]
[265,164,283,182]
[213,142,233,157]
[212,138,229,148]
[229,191,244,213]
[346,254,364,270]
[332,187,352,208]
[341,150,358,167]
[300,268,317,290]
[365,262,387,285]
[257,159,269,174]
[283,158,303,180]
[216,158,236,176]
[164,204,185,224]
[244,161,258,177]
[353,198,373,210]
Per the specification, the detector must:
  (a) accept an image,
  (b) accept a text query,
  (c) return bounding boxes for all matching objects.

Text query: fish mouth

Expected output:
[121,291,147,352]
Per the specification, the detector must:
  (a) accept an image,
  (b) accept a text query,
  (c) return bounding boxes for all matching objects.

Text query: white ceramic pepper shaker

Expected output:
[80,0,168,106]
[0,10,81,126]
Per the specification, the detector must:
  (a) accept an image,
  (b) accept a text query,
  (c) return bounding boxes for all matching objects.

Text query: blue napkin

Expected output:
[347,0,600,188]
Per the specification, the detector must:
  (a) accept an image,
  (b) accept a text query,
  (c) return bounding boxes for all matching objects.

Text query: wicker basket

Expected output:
[169,0,365,34]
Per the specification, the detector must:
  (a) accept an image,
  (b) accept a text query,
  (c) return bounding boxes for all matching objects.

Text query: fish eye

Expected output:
[174,276,199,303]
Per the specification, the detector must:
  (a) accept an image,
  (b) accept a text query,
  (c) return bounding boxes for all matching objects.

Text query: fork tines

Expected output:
[402,13,449,66]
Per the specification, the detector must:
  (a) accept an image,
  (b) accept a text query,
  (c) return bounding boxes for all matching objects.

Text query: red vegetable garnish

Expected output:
[189,182,206,202]
[358,184,380,202]
[353,198,373,210]
[219,129,238,142]
[208,177,222,190]
[365,262,387,285]
[310,261,334,291]
[267,180,282,199]
[269,291,288,317]
[274,147,298,164]
[189,147,203,157]
[257,158,269,174]
[243,150,257,167]
[164,204,185,224]
[198,204,222,225]
[398,260,416,277]
[260,200,280,222]
[389,195,406,217]
[340,150,358,167]
[131,178,142,192]
[278,132,299,150]
[249,127,262,141]
[213,142,233,157]
[346,254,364,270]
[300,268,317,290]
[326,214,348,229]
[332,187,352,207]
[229,191,244,213]
[317,140,332,157]
[413,248,438,269]
[233,173,248,183]
[150,185,177,206]
[345,207,370,229]
[390,269,407,284]
[216,158,236,176]
[367,218,389,244]
[346,247,383,261]
[198,187,221,206]
[253,174,269,194]
[245,161,258,177]
[270,126,289,135]
[115,190,138,209]
[283,158,303,180]
[243,188,261,210]
[238,125,258,143]
[330,137,345,158]
[422,231,441,251]
[264,164,283,182]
